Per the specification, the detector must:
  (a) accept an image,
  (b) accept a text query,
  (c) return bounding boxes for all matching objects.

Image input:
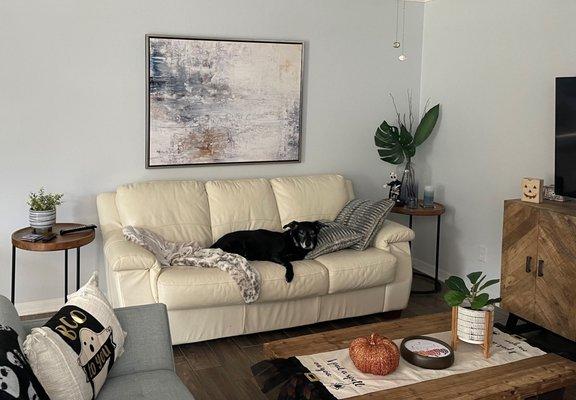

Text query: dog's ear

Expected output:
[314,221,327,231]
[283,221,299,230]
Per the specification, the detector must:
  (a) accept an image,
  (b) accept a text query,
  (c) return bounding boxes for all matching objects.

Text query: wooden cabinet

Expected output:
[501,199,576,341]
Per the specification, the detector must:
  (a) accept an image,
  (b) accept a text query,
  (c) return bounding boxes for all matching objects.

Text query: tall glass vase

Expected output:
[399,159,418,209]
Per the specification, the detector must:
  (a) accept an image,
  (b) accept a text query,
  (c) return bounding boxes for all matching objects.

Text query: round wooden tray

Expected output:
[392,202,445,217]
[12,223,95,252]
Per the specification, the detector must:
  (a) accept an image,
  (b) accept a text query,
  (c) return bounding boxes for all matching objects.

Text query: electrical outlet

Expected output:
[477,245,487,265]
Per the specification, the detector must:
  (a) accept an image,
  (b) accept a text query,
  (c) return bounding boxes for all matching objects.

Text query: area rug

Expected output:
[252,329,546,400]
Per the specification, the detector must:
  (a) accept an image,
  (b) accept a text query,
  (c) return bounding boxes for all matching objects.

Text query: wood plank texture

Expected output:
[501,199,576,341]
[264,312,452,358]
[170,274,575,400]
[505,199,576,217]
[535,210,576,341]
[264,312,576,400]
[501,200,539,321]
[352,355,576,400]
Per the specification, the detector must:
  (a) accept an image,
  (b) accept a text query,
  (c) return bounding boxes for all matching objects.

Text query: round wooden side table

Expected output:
[391,201,446,294]
[11,223,96,304]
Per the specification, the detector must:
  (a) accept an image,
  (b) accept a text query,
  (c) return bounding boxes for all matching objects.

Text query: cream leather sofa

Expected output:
[97,174,415,345]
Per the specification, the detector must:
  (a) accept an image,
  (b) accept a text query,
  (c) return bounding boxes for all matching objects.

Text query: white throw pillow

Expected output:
[23,273,126,400]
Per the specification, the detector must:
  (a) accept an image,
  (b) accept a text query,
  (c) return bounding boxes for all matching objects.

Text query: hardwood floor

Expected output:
[18,274,575,398]
[174,275,572,400]
[173,275,576,399]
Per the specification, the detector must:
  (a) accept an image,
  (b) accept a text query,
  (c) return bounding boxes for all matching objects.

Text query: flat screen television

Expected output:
[555,77,576,199]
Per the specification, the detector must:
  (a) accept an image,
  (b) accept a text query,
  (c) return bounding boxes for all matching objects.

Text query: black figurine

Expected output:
[386,171,403,205]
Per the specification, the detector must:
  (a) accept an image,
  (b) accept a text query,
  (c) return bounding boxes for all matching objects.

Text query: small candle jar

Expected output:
[423,186,435,208]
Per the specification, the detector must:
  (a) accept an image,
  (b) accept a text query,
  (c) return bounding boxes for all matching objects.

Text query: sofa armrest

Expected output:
[104,230,159,272]
[373,220,415,250]
[108,303,174,378]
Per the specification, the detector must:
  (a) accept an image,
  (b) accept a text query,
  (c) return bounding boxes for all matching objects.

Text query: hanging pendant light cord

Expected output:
[402,0,407,54]
[395,0,400,44]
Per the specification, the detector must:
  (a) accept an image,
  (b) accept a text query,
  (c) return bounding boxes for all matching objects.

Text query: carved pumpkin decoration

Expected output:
[521,177,543,204]
[349,333,400,376]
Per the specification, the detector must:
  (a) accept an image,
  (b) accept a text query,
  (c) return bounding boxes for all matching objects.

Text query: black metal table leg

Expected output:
[76,247,81,290]
[64,249,69,303]
[11,246,16,304]
[412,214,443,294]
[434,214,442,292]
[408,215,413,249]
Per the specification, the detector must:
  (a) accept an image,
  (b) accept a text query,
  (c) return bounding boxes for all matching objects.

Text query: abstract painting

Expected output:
[146,35,304,167]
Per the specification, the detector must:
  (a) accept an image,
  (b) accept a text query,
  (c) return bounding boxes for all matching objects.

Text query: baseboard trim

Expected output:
[15,298,62,316]
[412,257,451,282]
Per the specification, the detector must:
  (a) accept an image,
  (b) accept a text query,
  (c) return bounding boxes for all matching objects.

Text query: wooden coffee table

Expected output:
[263,313,576,399]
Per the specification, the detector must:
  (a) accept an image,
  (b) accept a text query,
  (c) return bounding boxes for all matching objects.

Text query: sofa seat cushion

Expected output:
[98,370,193,400]
[315,248,397,294]
[157,260,329,310]
[253,259,328,302]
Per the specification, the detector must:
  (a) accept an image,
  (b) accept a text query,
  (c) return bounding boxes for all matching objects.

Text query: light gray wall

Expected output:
[414,0,576,295]
[0,0,424,305]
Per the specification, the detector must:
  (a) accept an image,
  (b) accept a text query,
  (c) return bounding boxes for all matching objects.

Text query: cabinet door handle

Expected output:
[525,256,532,273]
[537,260,544,277]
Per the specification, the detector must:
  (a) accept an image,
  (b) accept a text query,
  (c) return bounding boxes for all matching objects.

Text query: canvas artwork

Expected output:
[146,36,303,167]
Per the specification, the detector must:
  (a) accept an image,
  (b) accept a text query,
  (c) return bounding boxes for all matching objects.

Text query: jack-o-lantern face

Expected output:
[523,182,538,199]
[521,178,543,203]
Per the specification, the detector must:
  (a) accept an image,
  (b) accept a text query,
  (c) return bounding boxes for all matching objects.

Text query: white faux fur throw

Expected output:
[122,226,260,303]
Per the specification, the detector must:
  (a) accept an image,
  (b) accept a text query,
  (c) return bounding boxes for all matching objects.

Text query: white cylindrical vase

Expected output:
[456,305,494,345]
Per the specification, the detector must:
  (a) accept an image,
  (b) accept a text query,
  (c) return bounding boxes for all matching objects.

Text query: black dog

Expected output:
[210,221,323,282]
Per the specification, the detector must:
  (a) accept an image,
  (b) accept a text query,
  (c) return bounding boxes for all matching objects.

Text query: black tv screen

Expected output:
[555,77,576,199]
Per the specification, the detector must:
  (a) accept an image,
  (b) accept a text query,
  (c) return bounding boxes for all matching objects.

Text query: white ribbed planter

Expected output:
[457,305,494,345]
[29,209,56,232]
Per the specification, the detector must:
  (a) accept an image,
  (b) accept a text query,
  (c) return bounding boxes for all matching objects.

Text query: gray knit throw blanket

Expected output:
[123,226,260,303]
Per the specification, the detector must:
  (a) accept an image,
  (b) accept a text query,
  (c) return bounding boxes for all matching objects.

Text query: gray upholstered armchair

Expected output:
[0,296,193,400]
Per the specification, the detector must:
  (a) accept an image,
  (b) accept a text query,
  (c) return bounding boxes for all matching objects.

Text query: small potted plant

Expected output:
[444,272,501,345]
[28,188,64,232]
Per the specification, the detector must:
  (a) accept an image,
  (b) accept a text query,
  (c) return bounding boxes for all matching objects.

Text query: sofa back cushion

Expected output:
[115,180,212,246]
[270,175,350,226]
[206,178,282,242]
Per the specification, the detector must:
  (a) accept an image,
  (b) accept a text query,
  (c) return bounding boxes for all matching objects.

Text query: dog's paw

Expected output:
[285,270,294,283]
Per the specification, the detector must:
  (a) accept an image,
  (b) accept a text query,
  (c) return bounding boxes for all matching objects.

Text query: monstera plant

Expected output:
[374,97,440,165]
[375,94,440,208]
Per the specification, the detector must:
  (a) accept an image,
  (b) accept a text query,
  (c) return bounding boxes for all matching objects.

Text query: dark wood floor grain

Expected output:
[174,276,576,400]
[20,275,573,399]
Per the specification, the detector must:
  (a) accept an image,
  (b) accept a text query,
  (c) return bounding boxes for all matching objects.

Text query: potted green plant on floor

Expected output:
[444,271,501,346]
[28,188,64,232]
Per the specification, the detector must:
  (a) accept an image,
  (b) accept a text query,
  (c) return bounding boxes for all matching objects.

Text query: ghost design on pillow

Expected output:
[0,365,19,398]
[0,326,49,400]
[6,352,23,369]
[77,326,116,399]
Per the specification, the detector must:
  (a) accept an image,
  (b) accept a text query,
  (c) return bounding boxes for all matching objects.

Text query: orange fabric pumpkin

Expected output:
[349,333,400,375]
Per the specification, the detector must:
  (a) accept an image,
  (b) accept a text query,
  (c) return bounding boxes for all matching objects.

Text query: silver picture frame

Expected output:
[145,34,305,168]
